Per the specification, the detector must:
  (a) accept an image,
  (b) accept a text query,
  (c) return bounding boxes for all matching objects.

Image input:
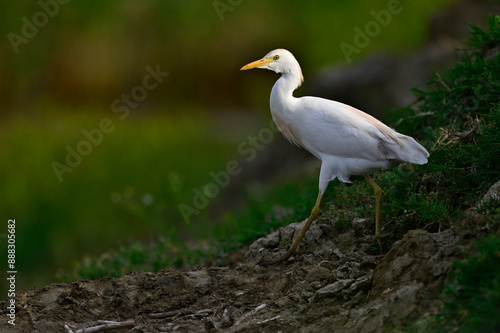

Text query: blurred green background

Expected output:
[0,0,455,289]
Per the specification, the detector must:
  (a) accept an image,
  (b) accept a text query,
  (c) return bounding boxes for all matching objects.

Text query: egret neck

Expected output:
[270,64,304,148]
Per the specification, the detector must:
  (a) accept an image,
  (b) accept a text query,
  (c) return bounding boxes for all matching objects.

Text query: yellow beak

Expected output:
[240,57,273,71]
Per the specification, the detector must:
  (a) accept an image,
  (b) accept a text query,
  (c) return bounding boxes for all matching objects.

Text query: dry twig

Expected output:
[71,319,135,333]
[148,309,193,319]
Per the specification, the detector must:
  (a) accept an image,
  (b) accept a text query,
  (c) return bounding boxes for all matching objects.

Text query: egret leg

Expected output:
[262,192,323,265]
[364,175,382,251]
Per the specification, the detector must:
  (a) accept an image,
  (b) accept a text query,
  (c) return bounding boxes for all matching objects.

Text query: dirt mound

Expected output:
[0,220,464,333]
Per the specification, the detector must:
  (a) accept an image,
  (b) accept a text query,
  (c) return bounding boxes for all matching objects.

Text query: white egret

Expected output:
[241,49,429,264]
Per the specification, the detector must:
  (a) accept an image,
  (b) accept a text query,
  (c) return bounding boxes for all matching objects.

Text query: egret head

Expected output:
[241,48,304,86]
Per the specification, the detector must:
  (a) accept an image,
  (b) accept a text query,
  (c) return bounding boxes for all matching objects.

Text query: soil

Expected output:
[0,217,478,333]
[1,187,498,333]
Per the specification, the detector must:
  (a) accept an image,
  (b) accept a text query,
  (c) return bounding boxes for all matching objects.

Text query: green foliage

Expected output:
[389,15,500,220]
[62,175,321,280]
[59,236,209,281]
[0,108,242,288]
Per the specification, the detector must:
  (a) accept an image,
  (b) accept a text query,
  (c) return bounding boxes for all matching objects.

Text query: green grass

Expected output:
[393,17,500,212]
[378,16,499,237]
[59,236,203,281]
[0,105,257,288]
[60,174,323,281]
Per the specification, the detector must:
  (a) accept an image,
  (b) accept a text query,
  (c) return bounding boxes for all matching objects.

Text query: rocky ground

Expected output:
[0,217,488,333]
[2,181,499,332]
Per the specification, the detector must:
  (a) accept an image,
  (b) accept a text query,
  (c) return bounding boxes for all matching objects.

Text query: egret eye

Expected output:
[273,55,280,60]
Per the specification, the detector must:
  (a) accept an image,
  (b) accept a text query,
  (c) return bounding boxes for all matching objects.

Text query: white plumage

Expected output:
[241,48,429,263]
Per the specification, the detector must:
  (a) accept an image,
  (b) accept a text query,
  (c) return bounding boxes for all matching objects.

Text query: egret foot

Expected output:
[260,192,323,266]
